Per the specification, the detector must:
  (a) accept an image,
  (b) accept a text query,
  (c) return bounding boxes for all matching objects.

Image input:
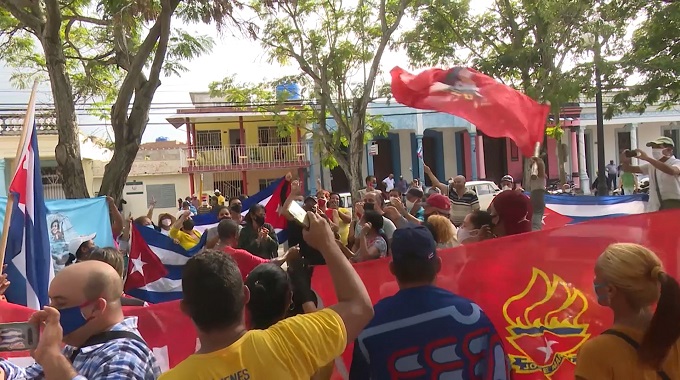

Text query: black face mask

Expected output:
[363,203,375,211]
[254,215,266,226]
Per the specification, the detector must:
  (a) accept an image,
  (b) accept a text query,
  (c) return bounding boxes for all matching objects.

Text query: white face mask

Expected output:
[405,199,415,211]
[652,148,665,160]
[161,219,172,227]
[457,227,479,243]
[502,185,511,191]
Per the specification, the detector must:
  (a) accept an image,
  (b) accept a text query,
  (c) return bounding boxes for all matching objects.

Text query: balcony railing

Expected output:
[181,142,309,172]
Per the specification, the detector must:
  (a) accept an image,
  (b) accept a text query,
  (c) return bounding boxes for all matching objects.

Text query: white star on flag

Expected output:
[537,339,558,363]
[130,257,146,276]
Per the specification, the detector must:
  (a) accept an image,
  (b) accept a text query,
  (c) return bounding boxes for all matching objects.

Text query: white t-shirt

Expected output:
[640,157,680,211]
[383,177,395,192]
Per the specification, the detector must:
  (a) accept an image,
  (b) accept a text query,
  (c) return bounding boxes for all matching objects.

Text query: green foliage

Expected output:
[228,0,411,193]
[606,0,680,116]
[0,0,221,119]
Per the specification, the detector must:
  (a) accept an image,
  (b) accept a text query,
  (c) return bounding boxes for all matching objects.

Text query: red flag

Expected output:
[390,66,550,157]
[265,178,291,231]
[125,225,168,291]
[542,206,573,230]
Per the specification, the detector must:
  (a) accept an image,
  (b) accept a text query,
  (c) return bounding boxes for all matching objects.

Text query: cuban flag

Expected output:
[417,145,423,159]
[192,177,290,242]
[3,100,54,309]
[542,194,648,230]
[125,224,207,303]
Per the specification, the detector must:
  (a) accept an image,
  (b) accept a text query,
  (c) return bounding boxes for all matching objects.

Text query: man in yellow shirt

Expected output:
[159,211,374,380]
[169,211,202,250]
[214,189,226,206]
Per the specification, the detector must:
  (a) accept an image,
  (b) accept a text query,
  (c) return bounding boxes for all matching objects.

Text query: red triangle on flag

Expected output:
[125,225,168,291]
[542,206,573,230]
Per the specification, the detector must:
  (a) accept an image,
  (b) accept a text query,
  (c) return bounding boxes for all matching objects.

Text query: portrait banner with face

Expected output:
[1,210,679,379]
[0,196,114,274]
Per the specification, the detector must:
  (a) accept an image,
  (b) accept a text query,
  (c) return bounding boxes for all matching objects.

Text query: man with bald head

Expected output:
[0,261,160,380]
[423,165,479,227]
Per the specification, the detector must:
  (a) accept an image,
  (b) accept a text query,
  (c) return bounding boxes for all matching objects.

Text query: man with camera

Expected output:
[620,136,680,211]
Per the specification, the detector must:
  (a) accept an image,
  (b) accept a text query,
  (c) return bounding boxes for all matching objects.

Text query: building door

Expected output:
[372,139,393,191]
[330,166,350,193]
[482,136,508,183]
[422,136,437,186]
[617,131,631,157]
[584,132,593,178]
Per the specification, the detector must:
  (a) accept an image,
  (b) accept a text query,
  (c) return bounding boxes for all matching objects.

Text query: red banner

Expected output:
[2,211,678,379]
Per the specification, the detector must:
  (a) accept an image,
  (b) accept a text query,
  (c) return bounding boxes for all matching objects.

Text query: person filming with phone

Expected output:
[0,261,160,380]
[620,136,680,212]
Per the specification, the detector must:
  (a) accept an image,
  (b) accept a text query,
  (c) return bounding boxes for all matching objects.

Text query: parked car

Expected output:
[465,180,501,211]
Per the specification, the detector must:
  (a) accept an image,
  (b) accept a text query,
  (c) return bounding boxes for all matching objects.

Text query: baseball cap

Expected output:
[391,224,437,263]
[425,193,451,211]
[646,136,675,147]
[501,175,514,183]
[214,189,221,193]
[68,233,96,256]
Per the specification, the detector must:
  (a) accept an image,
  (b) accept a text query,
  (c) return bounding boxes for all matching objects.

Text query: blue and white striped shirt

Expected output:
[0,317,160,380]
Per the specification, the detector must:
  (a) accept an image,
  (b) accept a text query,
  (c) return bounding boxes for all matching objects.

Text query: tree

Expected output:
[0,0,235,200]
[224,0,411,198]
[401,0,638,183]
[606,0,680,115]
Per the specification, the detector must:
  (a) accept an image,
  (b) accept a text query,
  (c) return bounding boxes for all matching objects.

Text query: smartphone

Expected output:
[0,322,39,352]
[287,201,310,228]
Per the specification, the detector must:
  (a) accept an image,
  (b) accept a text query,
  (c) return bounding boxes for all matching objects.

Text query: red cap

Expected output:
[425,194,451,211]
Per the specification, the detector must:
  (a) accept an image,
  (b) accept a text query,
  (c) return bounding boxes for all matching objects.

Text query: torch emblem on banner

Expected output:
[502,268,590,378]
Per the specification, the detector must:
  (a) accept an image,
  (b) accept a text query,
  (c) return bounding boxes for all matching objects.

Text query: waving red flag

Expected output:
[390,66,550,157]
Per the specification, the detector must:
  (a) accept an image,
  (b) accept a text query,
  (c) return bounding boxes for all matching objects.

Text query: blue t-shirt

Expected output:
[349,286,510,380]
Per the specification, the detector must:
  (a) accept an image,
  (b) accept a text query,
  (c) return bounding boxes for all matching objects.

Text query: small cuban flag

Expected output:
[417,145,423,159]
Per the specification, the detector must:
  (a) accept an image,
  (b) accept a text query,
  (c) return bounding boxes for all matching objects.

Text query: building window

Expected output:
[146,184,177,209]
[196,130,222,149]
[509,140,519,162]
[214,172,243,198]
[41,167,65,200]
[258,126,290,145]
[259,178,278,191]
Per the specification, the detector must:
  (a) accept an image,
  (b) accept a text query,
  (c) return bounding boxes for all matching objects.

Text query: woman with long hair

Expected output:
[423,214,459,249]
[349,210,388,262]
[245,262,333,380]
[576,243,680,379]
[238,204,279,259]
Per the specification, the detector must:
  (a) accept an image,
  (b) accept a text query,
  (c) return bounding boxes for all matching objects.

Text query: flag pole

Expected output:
[0,80,40,267]
[530,142,541,179]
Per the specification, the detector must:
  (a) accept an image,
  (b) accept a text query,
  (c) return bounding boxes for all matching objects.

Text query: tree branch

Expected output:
[62,14,110,26]
[44,0,63,38]
[0,0,43,31]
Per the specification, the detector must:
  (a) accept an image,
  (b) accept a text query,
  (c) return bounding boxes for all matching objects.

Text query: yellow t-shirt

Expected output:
[575,325,680,380]
[217,195,226,206]
[159,309,347,380]
[337,208,351,246]
[169,227,202,250]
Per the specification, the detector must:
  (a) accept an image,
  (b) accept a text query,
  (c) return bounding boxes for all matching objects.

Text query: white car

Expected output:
[465,180,501,211]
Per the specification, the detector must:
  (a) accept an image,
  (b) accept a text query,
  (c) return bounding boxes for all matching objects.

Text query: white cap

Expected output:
[68,233,96,256]
[214,189,221,193]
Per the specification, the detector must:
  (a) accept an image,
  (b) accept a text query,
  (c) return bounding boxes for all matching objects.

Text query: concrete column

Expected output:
[0,159,7,197]
[570,128,580,188]
[469,132,478,181]
[306,137,316,194]
[366,142,375,176]
[416,135,424,182]
[578,125,591,194]
[476,134,486,179]
[629,123,639,165]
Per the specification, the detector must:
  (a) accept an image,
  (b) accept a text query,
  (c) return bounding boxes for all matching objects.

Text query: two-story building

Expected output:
[165,92,312,199]
[0,111,100,199]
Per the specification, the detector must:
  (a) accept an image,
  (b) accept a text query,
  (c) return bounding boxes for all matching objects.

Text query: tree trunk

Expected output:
[557,142,568,183]
[98,139,141,202]
[40,33,90,198]
[347,117,366,201]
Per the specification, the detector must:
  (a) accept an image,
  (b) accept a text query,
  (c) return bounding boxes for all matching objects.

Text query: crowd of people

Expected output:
[2,141,680,379]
